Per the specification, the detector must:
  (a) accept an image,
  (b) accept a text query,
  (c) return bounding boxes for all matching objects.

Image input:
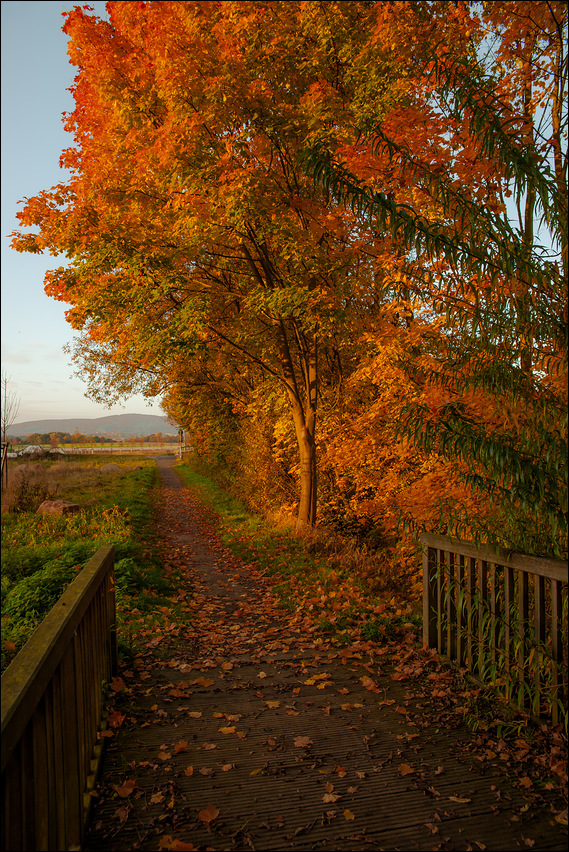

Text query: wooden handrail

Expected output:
[421,533,568,582]
[1,545,117,851]
[421,534,568,724]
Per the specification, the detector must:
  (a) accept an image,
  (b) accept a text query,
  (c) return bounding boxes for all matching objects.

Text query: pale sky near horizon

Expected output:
[1,0,166,424]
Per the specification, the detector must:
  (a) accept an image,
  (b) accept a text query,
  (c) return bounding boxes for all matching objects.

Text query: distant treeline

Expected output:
[9,431,179,446]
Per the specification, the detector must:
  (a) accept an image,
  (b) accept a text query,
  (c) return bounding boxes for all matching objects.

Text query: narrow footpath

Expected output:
[84,458,567,851]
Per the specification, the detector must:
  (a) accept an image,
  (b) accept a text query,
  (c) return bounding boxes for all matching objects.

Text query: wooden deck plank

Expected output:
[83,459,567,852]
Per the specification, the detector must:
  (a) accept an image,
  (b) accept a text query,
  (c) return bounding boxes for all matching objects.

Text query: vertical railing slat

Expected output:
[422,545,437,648]
[550,578,563,725]
[466,557,477,674]
[517,571,529,708]
[456,555,466,667]
[534,574,546,718]
[477,560,488,680]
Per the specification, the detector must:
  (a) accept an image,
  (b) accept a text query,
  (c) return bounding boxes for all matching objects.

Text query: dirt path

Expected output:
[84,459,567,851]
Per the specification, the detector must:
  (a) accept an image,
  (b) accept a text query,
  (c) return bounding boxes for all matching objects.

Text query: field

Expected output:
[1,454,187,673]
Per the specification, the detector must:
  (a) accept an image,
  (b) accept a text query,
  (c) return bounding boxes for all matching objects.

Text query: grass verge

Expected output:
[174,462,421,646]
[1,455,190,672]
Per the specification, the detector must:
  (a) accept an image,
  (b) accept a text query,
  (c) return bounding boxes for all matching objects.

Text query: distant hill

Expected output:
[10,413,179,439]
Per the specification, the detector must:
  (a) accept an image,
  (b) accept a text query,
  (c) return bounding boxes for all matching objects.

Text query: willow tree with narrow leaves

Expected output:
[306,0,567,556]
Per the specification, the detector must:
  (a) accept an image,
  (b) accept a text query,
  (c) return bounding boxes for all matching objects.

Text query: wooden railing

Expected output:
[1,545,117,851]
[422,533,568,724]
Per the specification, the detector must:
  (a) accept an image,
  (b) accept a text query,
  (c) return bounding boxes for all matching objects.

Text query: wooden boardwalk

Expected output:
[84,460,567,851]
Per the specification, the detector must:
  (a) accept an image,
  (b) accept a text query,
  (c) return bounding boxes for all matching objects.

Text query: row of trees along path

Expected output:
[84,458,567,851]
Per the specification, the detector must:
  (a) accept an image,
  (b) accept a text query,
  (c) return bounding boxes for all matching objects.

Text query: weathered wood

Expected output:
[421,533,568,581]
[1,545,116,851]
[421,534,567,724]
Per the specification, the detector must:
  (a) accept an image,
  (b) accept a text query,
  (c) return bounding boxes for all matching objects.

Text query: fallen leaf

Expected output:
[323,793,341,803]
[399,764,415,776]
[221,763,235,772]
[159,836,196,850]
[188,711,202,719]
[449,796,471,804]
[343,809,355,821]
[199,767,214,777]
[184,766,194,776]
[221,662,233,671]
[257,671,268,679]
[519,776,533,788]
[265,700,280,709]
[114,779,136,798]
[174,740,188,754]
[150,791,165,804]
[202,743,217,750]
[159,751,172,761]
[111,677,126,693]
[114,805,129,825]
[4,641,16,652]
[294,736,313,748]
[250,767,264,776]
[107,711,126,728]
[198,804,220,825]
[192,677,214,687]
[219,726,235,734]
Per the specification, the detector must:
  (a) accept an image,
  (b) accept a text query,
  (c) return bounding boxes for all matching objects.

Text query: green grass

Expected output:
[1,455,189,672]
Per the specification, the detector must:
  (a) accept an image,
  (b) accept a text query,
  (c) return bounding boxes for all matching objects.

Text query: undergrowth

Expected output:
[174,462,420,645]
[1,455,189,672]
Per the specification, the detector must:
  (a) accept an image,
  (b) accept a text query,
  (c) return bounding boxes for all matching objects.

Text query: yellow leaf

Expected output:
[219,726,235,734]
[449,796,471,803]
[323,793,341,803]
[250,767,263,776]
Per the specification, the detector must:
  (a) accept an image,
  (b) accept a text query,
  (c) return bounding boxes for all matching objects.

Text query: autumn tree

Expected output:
[308,0,568,556]
[12,0,404,528]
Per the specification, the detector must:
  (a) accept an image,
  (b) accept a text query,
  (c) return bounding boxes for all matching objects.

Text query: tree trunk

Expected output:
[276,320,318,529]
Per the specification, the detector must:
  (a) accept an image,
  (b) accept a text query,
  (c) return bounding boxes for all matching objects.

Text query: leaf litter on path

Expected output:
[84,458,568,852]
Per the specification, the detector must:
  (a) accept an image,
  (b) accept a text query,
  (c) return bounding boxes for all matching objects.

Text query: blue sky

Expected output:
[1,0,165,423]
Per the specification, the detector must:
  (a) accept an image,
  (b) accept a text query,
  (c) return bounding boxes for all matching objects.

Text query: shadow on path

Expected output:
[84,459,567,851]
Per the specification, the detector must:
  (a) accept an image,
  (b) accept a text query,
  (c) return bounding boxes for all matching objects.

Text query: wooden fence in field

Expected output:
[422,533,568,723]
[1,545,117,852]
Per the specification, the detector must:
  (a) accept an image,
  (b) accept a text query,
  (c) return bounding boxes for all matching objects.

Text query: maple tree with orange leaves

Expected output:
[11,1,567,555]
